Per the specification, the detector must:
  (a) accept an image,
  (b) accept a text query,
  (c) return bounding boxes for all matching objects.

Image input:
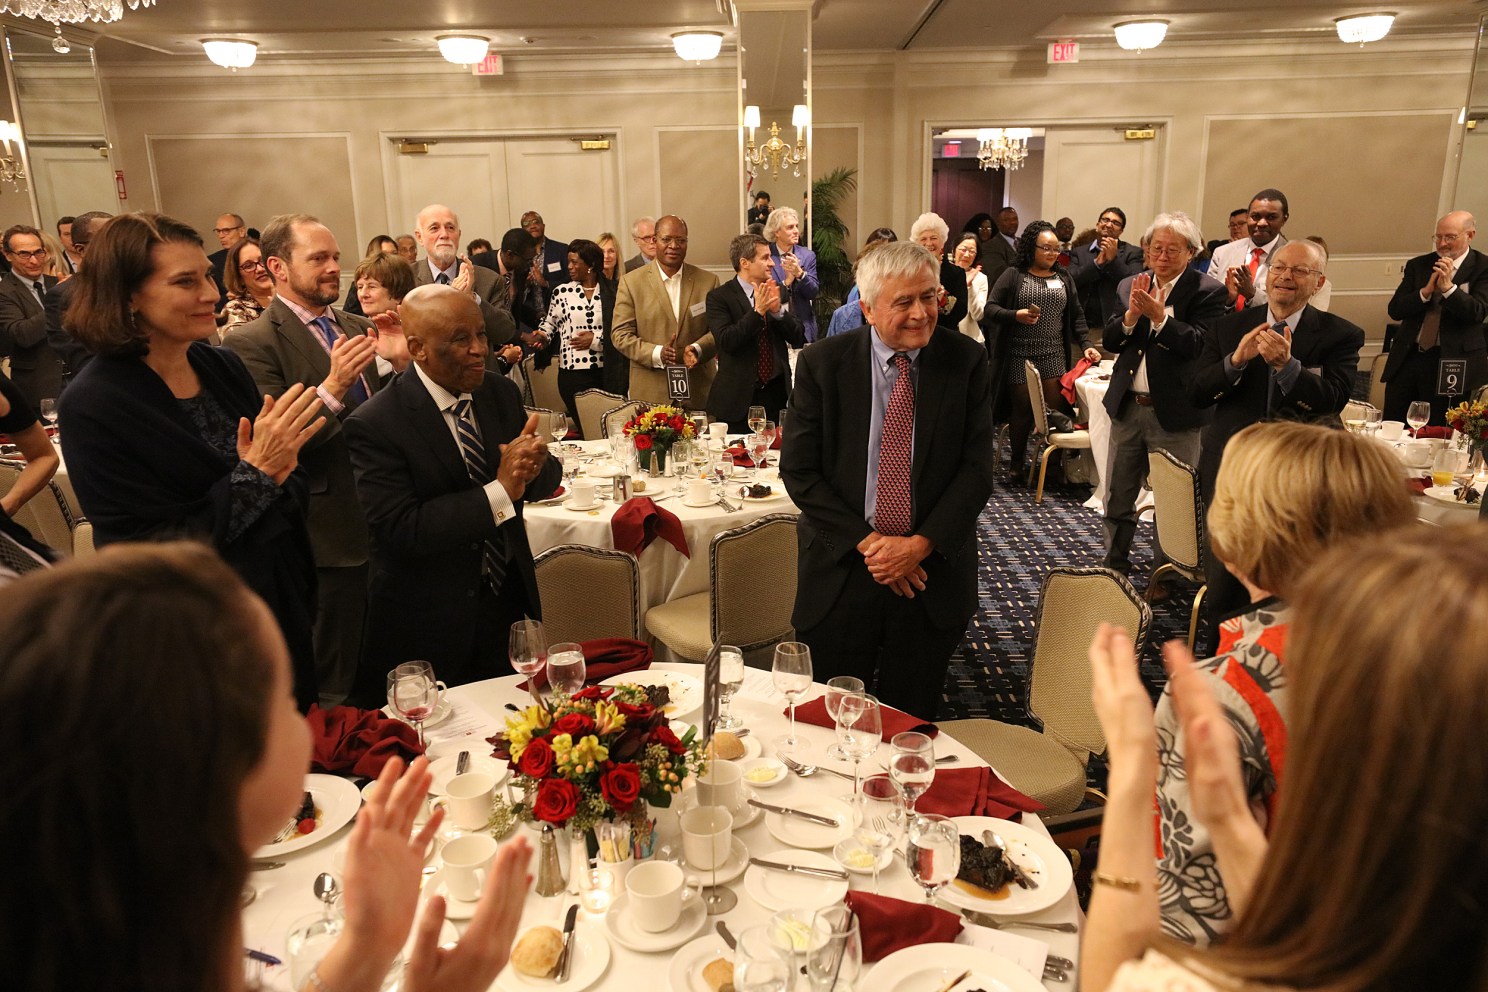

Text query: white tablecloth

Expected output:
[242,665,1083,991]
[1072,372,1151,516]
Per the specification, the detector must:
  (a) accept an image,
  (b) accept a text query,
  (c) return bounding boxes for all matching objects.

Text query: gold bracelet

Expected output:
[1093,871,1141,892]
[304,968,336,992]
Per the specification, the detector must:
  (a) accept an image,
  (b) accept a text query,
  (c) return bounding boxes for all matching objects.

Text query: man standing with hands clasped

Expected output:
[1207,189,1290,312]
[705,233,806,432]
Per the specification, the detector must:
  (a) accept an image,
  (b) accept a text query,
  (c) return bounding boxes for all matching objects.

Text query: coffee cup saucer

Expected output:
[603,890,708,952]
[686,836,749,884]
[422,868,479,919]
[682,494,716,508]
[564,499,601,511]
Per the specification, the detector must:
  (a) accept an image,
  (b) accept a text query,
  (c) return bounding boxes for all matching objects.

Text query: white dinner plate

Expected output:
[687,835,750,883]
[255,773,361,858]
[497,924,611,991]
[742,849,849,911]
[667,931,735,992]
[600,670,705,719]
[426,751,510,795]
[1424,485,1480,508]
[939,817,1073,917]
[603,890,708,952]
[763,797,853,849]
[587,462,624,478]
[867,942,1043,992]
[733,486,788,502]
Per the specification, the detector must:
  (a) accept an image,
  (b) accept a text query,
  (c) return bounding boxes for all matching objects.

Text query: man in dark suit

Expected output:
[345,284,560,691]
[1192,239,1361,627]
[1101,212,1228,578]
[520,210,571,308]
[0,225,62,414]
[1381,210,1488,423]
[410,204,518,351]
[705,233,806,432]
[472,227,541,332]
[224,213,382,707]
[1067,206,1145,332]
[208,212,247,308]
[747,191,772,227]
[781,242,995,721]
[625,216,656,273]
[42,210,111,386]
[979,207,1019,287]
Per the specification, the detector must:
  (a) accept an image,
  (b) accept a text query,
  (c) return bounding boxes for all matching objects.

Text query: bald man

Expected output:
[1382,210,1488,423]
[345,285,560,694]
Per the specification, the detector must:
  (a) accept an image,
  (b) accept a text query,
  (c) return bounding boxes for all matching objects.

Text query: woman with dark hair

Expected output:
[952,230,988,344]
[535,237,608,434]
[57,212,327,708]
[220,236,274,332]
[0,543,533,992]
[982,219,1099,476]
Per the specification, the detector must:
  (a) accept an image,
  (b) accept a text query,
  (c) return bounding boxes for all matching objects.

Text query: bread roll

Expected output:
[511,925,564,977]
[709,731,746,761]
[702,956,735,992]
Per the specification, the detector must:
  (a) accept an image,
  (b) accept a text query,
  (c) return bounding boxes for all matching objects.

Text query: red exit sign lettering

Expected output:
[1047,41,1079,64]
[472,53,504,76]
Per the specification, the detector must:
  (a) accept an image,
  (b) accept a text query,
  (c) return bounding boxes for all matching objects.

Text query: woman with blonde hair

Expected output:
[1086,521,1488,990]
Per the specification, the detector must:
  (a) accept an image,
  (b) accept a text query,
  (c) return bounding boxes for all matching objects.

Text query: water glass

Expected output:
[823,676,865,760]
[852,778,907,893]
[905,813,960,904]
[771,642,813,757]
[808,904,862,992]
[546,641,586,697]
[836,693,882,803]
[734,925,793,992]
[888,732,936,811]
[748,434,770,478]
[717,644,745,730]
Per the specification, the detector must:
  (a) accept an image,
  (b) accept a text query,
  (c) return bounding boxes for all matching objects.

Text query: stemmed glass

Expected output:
[835,692,882,804]
[713,452,734,488]
[888,731,936,812]
[1363,407,1382,437]
[748,433,770,480]
[670,439,692,496]
[756,421,777,472]
[747,405,767,436]
[39,398,58,435]
[509,619,547,705]
[822,676,865,760]
[735,925,793,992]
[391,661,437,748]
[769,909,828,989]
[852,778,907,893]
[550,412,569,446]
[1407,400,1432,439]
[906,813,961,904]
[771,642,813,758]
[717,644,746,730]
[545,641,586,698]
[808,904,863,991]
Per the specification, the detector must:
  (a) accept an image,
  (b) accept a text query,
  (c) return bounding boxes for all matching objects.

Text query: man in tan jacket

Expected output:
[612,214,719,408]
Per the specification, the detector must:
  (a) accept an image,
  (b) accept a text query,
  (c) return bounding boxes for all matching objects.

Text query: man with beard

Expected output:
[225,213,383,707]
[410,203,518,354]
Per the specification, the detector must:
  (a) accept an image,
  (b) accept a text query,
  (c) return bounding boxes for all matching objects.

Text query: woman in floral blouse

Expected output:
[219,236,274,332]
[536,239,606,435]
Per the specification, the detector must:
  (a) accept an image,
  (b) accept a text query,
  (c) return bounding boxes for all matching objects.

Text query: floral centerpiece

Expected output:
[488,684,706,836]
[1444,397,1488,501]
[622,403,697,476]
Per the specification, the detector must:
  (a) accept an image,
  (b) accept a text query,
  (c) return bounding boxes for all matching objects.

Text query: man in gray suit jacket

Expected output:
[0,225,62,413]
[411,204,518,350]
[224,213,383,707]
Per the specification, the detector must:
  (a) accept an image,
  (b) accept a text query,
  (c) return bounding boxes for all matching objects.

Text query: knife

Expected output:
[248,860,285,871]
[747,798,841,828]
[555,903,579,981]
[748,857,848,881]
[716,921,737,950]
[455,750,470,776]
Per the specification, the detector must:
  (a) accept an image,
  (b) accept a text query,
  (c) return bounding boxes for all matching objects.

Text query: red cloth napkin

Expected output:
[790,696,939,739]
[1417,425,1453,440]
[307,704,422,778]
[910,765,1046,821]
[726,444,755,468]
[1059,356,1096,407]
[844,892,962,961]
[610,496,689,558]
[1407,475,1431,495]
[520,637,654,690]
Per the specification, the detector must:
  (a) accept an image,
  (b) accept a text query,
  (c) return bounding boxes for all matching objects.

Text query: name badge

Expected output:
[689,301,706,317]
[1046,278,1060,290]
[665,364,691,404]
[546,261,561,272]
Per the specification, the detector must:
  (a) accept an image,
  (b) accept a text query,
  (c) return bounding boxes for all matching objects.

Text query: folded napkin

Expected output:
[844,892,962,962]
[790,696,938,739]
[1406,475,1431,496]
[1417,425,1453,440]
[520,637,654,691]
[726,444,755,468]
[307,704,422,778]
[912,765,1046,821]
[611,496,689,558]
[1059,356,1096,407]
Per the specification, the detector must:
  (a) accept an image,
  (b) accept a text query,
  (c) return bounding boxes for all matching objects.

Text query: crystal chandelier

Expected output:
[976,128,1032,172]
[1,0,157,25]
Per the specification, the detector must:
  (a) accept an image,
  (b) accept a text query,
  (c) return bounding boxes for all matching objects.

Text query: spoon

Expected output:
[779,753,854,782]
[313,872,339,920]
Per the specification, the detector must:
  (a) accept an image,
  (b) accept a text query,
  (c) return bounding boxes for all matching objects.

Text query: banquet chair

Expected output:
[644,512,797,666]
[522,357,566,423]
[574,388,625,441]
[524,406,565,442]
[534,545,640,642]
[1024,360,1091,504]
[1340,398,1377,428]
[0,459,75,555]
[1146,447,1207,649]
[1368,352,1388,411]
[940,566,1150,816]
[601,400,643,440]
[71,519,95,558]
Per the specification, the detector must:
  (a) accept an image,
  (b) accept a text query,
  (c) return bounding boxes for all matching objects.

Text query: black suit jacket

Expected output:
[704,278,806,425]
[780,325,995,632]
[43,279,89,386]
[1067,239,1145,332]
[344,368,561,674]
[979,236,1017,288]
[208,247,229,308]
[937,258,969,332]
[1192,304,1363,495]
[1103,269,1228,432]
[1382,248,1488,385]
[0,271,61,412]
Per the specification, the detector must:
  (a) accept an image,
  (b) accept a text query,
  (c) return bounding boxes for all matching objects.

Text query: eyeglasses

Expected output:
[6,248,47,260]
[238,259,267,271]
[1268,263,1319,277]
[658,236,688,247]
[1434,233,1464,244]
[1034,244,1062,253]
[1147,246,1192,258]
[213,226,245,236]
[634,234,656,243]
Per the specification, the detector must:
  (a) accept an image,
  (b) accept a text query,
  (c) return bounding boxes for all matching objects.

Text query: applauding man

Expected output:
[705,233,806,432]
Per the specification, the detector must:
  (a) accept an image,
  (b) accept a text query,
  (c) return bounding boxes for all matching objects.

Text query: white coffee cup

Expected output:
[1401,441,1432,466]
[686,478,713,505]
[571,480,597,507]
[441,832,498,902]
[625,859,700,932]
[695,759,745,813]
[708,422,729,445]
[1380,420,1405,440]
[431,772,496,830]
[680,805,733,870]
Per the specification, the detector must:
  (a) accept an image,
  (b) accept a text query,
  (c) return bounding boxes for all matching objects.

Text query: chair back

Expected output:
[0,460,74,554]
[1146,447,1205,577]
[601,400,643,440]
[523,357,566,416]
[71,519,95,558]
[1028,567,1151,762]
[1368,352,1388,411]
[534,545,641,642]
[524,407,565,441]
[1023,360,1049,436]
[575,388,626,441]
[710,512,798,660]
[1474,383,1488,405]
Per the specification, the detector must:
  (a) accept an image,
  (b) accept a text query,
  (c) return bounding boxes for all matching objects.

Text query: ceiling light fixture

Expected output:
[201,39,257,71]
[3,0,155,25]
[672,30,723,62]
[436,35,490,65]
[1113,20,1169,52]
[1334,13,1395,45]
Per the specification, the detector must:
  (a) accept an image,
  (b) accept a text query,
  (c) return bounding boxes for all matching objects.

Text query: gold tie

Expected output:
[1417,291,1443,352]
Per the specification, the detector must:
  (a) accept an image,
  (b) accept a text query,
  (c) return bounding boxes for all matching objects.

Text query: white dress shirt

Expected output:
[1207,235,1288,305]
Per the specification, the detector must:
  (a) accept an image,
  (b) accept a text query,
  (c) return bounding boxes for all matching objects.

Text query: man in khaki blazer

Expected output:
[612,214,719,408]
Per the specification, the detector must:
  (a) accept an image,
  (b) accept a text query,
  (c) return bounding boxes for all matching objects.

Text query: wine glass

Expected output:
[690,438,711,479]
[545,641,586,697]
[771,641,813,757]
[712,452,734,488]
[888,731,936,812]
[807,904,862,992]
[734,925,793,992]
[747,405,767,436]
[822,676,865,760]
[836,692,882,804]
[717,644,745,730]
[670,439,692,495]
[39,398,58,433]
[852,778,907,893]
[509,619,547,705]
[1407,400,1432,439]
[748,433,770,480]
[756,421,777,472]
[391,663,437,748]
[550,412,569,446]
[769,908,829,988]
[906,813,961,904]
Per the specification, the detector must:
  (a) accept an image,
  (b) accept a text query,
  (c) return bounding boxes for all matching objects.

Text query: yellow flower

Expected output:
[550,733,574,766]
[571,734,609,767]
[593,700,626,736]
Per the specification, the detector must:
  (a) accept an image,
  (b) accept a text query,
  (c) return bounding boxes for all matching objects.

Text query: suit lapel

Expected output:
[911,331,948,488]
[840,331,874,513]
[471,381,507,480]
[271,300,332,382]
[401,369,470,490]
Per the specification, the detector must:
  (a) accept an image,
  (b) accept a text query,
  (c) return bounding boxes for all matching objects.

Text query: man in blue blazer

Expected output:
[763,206,820,343]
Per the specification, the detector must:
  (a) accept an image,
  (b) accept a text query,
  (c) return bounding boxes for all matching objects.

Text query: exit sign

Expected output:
[1048,41,1079,64]
[472,53,504,76]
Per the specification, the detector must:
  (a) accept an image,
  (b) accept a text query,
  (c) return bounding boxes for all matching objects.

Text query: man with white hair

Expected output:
[1100,212,1228,579]
[909,212,969,333]
[625,215,657,273]
[411,204,517,352]
[781,241,994,721]
[764,206,821,342]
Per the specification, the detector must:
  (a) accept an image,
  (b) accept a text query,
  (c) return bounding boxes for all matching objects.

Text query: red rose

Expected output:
[600,762,642,811]
[532,778,580,825]
[614,700,655,723]
[634,434,653,451]
[573,685,610,702]
[553,712,597,739]
[517,737,555,779]
[650,724,687,755]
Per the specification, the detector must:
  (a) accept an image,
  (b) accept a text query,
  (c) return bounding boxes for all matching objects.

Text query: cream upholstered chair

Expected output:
[521,357,567,427]
[1368,352,1388,411]
[645,512,797,665]
[524,407,565,442]
[0,459,75,554]
[71,519,95,558]
[941,566,1151,816]
[574,388,625,441]
[1024,360,1091,504]
[1146,447,1207,648]
[534,545,640,642]
[601,400,643,440]
[1340,398,1377,428]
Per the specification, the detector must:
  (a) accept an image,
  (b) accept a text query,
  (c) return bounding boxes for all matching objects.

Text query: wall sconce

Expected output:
[0,121,26,191]
[743,103,806,180]
[201,39,258,71]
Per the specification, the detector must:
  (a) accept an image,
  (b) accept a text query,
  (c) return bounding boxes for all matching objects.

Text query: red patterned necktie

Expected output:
[1236,247,1264,312]
[756,320,773,385]
[873,353,914,536]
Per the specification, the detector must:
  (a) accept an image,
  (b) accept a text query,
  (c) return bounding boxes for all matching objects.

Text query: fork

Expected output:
[779,752,855,782]
[715,494,741,513]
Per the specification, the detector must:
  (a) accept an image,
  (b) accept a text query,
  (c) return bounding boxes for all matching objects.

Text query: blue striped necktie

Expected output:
[452,398,507,591]
[312,316,369,406]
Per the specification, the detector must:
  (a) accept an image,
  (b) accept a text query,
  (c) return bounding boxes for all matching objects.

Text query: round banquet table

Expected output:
[241,663,1083,991]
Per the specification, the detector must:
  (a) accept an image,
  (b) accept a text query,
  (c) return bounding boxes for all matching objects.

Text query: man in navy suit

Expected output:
[1067,206,1145,332]
[521,210,570,308]
[705,233,806,431]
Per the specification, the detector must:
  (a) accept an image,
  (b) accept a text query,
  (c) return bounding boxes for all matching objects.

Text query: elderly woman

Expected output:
[535,238,607,434]
[951,230,988,344]
[909,211,970,333]
[219,236,275,332]
[0,543,532,992]
[1085,520,1485,991]
[57,212,326,707]
[983,219,1100,476]
[341,234,399,317]
[763,205,821,342]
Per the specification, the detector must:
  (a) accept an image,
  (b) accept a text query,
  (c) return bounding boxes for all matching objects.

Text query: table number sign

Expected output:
[665,364,692,405]
[1438,359,1467,397]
